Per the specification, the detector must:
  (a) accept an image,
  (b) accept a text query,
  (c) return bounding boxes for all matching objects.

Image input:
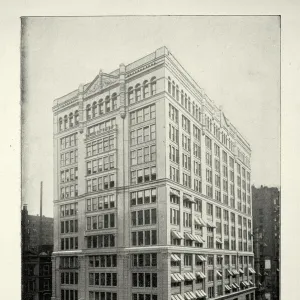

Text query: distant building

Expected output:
[252,186,280,300]
[22,204,54,300]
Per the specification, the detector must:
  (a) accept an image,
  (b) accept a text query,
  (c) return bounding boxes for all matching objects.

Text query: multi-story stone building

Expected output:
[252,186,280,300]
[52,47,255,300]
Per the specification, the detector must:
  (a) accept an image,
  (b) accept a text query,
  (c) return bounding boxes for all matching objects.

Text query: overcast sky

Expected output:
[21,16,280,217]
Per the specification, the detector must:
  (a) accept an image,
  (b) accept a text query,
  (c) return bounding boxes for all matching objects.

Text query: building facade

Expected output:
[52,47,255,300]
[252,186,280,300]
[22,205,53,300]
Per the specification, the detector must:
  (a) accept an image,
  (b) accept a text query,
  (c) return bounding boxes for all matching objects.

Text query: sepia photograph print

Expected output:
[21,16,280,300]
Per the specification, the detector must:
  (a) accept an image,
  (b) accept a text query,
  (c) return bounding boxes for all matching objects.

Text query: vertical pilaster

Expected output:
[180,252,184,294]
[53,113,58,204]
[77,84,86,251]
[77,84,85,196]
[179,191,184,246]
[213,254,217,297]
[118,252,130,300]
[53,256,60,300]
[51,256,57,300]
[78,255,86,300]
[160,251,170,300]
[119,64,126,119]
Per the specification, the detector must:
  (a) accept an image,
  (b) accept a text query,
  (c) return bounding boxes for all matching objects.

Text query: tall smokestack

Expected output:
[39,181,43,251]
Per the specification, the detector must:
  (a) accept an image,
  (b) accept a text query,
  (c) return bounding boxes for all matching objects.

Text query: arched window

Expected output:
[112,93,117,110]
[196,106,198,120]
[143,80,149,99]
[98,99,104,115]
[92,102,98,118]
[184,94,188,109]
[128,87,134,104]
[188,97,191,112]
[105,96,110,113]
[150,77,156,95]
[176,85,179,101]
[135,84,141,102]
[181,90,184,105]
[172,81,175,97]
[69,113,74,128]
[192,102,195,116]
[64,115,68,129]
[168,77,171,94]
[86,105,91,120]
[59,117,63,131]
[75,111,79,126]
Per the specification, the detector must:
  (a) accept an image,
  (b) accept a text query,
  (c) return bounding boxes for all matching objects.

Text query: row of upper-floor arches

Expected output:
[167,76,202,124]
[59,76,158,131]
[59,111,79,132]
[86,93,118,121]
[167,75,240,156]
[83,77,158,123]
[207,113,235,153]
[128,76,157,105]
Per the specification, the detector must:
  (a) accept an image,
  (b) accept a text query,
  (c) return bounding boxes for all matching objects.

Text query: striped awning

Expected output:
[171,273,184,282]
[194,216,206,226]
[184,291,197,300]
[184,272,196,280]
[196,255,206,262]
[249,280,254,286]
[227,269,233,276]
[183,194,195,203]
[189,292,197,299]
[240,281,247,288]
[232,283,240,289]
[225,285,231,291]
[172,231,184,239]
[171,294,184,300]
[216,238,223,244]
[195,290,206,298]
[171,254,181,262]
[196,271,206,279]
[216,270,222,277]
[232,269,239,275]
[184,232,197,241]
[170,188,180,197]
[239,268,244,274]
[206,220,216,228]
[195,235,205,243]
[249,267,256,274]
[244,281,250,287]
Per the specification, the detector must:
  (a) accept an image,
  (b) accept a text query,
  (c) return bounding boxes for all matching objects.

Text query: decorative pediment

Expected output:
[102,75,118,88]
[85,75,101,97]
[85,72,119,97]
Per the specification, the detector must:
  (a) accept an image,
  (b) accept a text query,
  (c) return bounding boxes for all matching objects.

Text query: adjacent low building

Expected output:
[52,46,255,300]
[22,204,54,300]
[252,186,280,300]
